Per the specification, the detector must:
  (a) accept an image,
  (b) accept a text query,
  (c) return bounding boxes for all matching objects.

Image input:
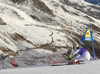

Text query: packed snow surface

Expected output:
[0,60,100,74]
[0,0,100,71]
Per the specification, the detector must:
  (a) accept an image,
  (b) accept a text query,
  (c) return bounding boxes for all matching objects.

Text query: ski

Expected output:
[51,61,74,66]
[51,61,84,66]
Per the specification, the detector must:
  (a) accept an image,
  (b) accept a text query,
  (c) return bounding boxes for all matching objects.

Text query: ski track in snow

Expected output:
[0,60,100,74]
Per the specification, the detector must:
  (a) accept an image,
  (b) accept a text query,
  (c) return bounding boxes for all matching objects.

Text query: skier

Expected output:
[67,45,79,61]
[68,45,90,64]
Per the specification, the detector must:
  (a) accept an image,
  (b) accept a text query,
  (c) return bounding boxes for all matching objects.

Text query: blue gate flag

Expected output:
[81,29,93,41]
[79,24,95,60]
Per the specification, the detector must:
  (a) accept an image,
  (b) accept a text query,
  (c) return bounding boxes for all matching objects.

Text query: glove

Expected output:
[68,57,72,61]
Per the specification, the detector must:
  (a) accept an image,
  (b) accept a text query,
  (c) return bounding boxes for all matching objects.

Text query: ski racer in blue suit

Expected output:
[68,45,90,64]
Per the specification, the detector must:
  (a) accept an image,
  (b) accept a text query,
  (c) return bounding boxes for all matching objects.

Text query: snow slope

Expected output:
[0,0,100,69]
[0,60,100,74]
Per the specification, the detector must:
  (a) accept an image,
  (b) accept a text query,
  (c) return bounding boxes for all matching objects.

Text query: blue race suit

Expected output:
[78,48,88,55]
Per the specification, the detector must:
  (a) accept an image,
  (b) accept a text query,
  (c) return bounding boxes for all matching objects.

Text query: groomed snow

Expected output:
[0,60,100,74]
[0,0,100,71]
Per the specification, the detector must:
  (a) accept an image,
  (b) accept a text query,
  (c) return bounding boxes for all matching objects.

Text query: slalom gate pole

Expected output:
[90,24,95,60]
[14,57,16,68]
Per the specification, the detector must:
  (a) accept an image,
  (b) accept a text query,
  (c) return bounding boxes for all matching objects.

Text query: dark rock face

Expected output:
[11,0,25,3]
[85,0,100,5]
[67,1,100,19]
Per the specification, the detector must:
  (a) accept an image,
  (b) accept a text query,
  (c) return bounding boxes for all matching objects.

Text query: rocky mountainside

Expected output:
[0,0,100,68]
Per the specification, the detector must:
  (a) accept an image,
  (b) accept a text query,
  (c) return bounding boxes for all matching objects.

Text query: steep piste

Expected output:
[0,0,100,68]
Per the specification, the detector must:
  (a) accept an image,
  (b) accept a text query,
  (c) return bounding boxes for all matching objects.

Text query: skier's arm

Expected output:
[71,53,78,59]
[72,49,79,56]
[68,50,79,60]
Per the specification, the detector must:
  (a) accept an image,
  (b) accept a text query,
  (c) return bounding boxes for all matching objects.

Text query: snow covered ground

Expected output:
[0,0,100,70]
[0,60,100,74]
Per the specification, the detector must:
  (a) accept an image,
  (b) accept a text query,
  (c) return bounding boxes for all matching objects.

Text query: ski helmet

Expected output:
[73,45,79,51]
